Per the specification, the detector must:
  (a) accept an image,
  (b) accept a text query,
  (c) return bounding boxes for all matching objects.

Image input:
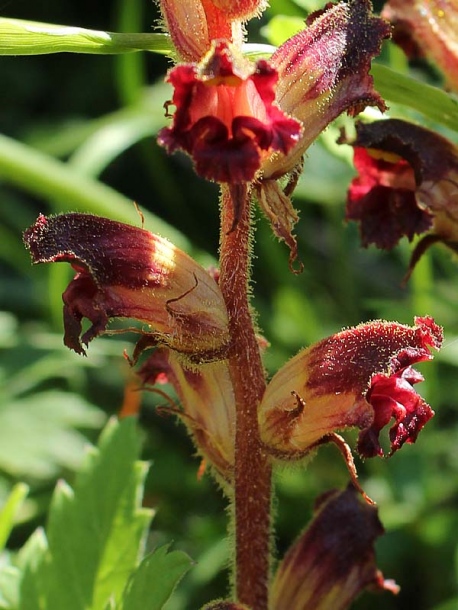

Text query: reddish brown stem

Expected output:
[218,184,271,609]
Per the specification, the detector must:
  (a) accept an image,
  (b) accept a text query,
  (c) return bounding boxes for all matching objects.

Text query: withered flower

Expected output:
[259,316,442,459]
[270,486,399,610]
[24,213,230,362]
[343,118,458,277]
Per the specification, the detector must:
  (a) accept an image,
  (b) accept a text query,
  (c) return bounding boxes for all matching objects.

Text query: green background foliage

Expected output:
[0,0,458,608]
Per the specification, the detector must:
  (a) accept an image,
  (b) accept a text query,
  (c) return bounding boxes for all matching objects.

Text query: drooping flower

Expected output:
[158,0,390,263]
[270,486,399,610]
[258,316,442,459]
[342,118,458,277]
[138,348,235,482]
[23,213,230,362]
[382,0,458,91]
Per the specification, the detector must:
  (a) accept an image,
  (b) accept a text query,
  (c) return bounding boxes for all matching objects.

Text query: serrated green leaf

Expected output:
[16,529,48,610]
[121,546,192,610]
[42,418,153,610]
[0,19,172,56]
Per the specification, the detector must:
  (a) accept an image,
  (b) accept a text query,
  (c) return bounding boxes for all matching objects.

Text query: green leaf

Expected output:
[41,418,153,610]
[372,64,458,132]
[261,15,304,46]
[0,132,192,251]
[0,484,29,551]
[0,391,105,481]
[0,566,20,609]
[0,19,172,56]
[121,546,192,610]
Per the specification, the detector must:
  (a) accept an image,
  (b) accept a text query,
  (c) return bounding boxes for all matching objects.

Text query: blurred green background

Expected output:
[1,0,458,608]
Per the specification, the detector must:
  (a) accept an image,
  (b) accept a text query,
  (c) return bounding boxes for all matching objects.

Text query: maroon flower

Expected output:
[259,316,442,459]
[270,486,399,610]
[343,118,458,276]
[158,39,302,184]
[23,213,230,362]
[158,0,390,265]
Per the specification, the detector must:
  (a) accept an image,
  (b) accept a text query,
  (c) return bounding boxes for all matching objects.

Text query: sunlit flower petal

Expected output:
[138,348,235,482]
[382,0,458,91]
[270,486,399,610]
[343,119,458,276]
[258,317,442,459]
[23,213,230,362]
[158,39,302,184]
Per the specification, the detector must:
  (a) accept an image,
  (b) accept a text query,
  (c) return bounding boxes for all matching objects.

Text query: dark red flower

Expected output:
[259,316,442,459]
[158,40,302,184]
[23,213,230,362]
[346,146,433,249]
[343,118,458,276]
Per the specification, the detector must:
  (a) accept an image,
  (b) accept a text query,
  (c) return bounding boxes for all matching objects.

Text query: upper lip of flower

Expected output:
[23,213,230,362]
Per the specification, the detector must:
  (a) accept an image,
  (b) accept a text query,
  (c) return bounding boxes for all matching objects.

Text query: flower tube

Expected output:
[138,348,235,482]
[24,213,230,362]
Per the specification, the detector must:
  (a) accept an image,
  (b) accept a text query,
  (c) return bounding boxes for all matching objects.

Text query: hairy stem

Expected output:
[219,184,271,609]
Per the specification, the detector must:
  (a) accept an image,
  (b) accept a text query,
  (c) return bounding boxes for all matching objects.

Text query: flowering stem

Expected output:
[219,184,271,609]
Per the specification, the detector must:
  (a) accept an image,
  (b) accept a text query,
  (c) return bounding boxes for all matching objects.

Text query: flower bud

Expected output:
[159,0,235,62]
